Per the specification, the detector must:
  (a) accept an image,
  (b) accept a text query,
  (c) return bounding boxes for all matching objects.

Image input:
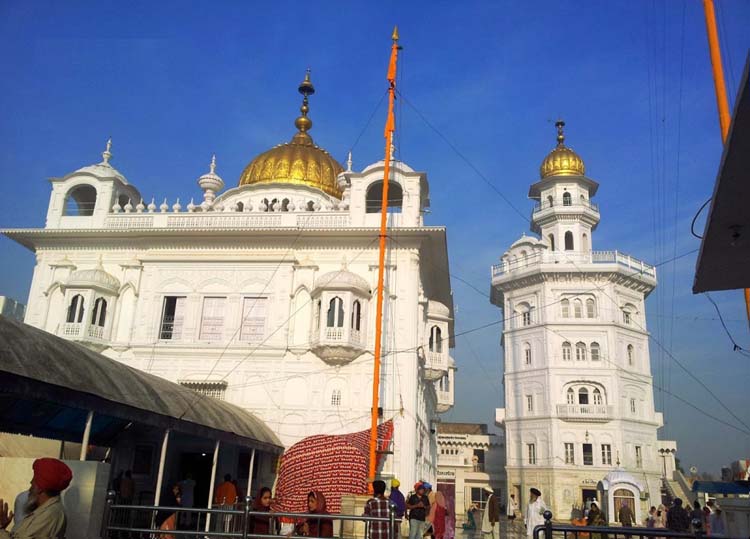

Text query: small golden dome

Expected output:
[539,120,586,179]
[238,70,344,198]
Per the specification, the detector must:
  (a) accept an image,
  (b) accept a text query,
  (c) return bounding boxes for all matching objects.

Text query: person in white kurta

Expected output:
[524,488,549,539]
[481,486,500,539]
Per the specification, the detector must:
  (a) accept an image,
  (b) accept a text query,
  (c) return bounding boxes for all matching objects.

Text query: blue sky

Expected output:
[1,1,749,475]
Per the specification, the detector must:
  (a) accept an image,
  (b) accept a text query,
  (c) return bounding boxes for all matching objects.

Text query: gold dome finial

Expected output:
[293,69,315,141]
[555,119,565,145]
[539,119,586,178]
[237,68,344,198]
[392,25,400,42]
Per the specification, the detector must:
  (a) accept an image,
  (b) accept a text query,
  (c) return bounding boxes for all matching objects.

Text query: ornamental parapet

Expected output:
[104,211,351,229]
[491,250,656,279]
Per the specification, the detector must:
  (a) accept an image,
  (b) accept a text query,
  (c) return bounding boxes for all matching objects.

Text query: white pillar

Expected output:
[205,440,221,532]
[80,411,94,461]
[153,429,171,506]
[247,448,256,497]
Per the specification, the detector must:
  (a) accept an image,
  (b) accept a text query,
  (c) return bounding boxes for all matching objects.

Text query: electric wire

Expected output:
[704,292,750,354]
[690,197,712,239]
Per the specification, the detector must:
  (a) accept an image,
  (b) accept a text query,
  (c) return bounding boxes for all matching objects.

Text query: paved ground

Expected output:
[453,519,527,539]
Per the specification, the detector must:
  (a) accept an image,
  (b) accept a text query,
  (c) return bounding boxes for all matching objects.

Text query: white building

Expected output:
[0,296,26,322]
[436,423,506,529]
[2,72,456,488]
[491,121,677,524]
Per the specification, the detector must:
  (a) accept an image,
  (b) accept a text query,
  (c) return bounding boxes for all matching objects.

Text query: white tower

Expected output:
[491,122,677,523]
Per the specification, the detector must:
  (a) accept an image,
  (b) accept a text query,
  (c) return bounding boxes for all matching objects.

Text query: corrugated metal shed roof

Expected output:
[0,316,282,453]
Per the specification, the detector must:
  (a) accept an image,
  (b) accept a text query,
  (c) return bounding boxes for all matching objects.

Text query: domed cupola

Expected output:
[66,265,120,294]
[539,120,586,178]
[238,70,344,198]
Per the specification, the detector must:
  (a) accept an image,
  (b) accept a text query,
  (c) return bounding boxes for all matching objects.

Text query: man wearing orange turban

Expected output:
[0,458,72,538]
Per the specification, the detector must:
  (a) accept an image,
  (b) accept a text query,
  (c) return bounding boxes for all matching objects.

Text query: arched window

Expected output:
[517,302,532,326]
[429,325,443,353]
[564,231,574,251]
[261,198,270,212]
[548,233,555,251]
[66,294,85,323]
[613,490,636,522]
[576,342,587,361]
[306,200,315,212]
[269,198,279,212]
[547,195,554,208]
[562,342,572,361]
[281,198,290,212]
[590,342,601,361]
[523,342,531,365]
[561,299,570,318]
[622,303,636,325]
[580,194,586,203]
[578,387,589,405]
[627,344,635,366]
[573,299,583,318]
[331,389,342,406]
[351,300,362,331]
[562,192,572,206]
[366,181,403,213]
[326,297,344,328]
[236,201,244,212]
[117,193,129,208]
[91,297,107,327]
[64,185,97,216]
[582,232,590,251]
[593,388,603,405]
[566,388,575,404]
[586,298,596,318]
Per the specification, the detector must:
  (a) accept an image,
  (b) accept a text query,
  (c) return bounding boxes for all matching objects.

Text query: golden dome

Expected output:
[238,70,344,198]
[539,120,586,179]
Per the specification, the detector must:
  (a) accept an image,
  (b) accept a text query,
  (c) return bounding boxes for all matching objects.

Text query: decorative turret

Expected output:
[197,154,224,205]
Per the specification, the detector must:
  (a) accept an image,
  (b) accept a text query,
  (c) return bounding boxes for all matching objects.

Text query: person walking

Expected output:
[666,498,690,533]
[481,487,499,539]
[406,483,429,539]
[524,488,548,539]
[389,479,406,536]
[364,481,391,539]
[429,491,447,539]
[0,458,73,539]
[645,506,657,528]
[709,507,725,537]
[506,493,519,530]
[618,501,634,527]
[690,501,703,533]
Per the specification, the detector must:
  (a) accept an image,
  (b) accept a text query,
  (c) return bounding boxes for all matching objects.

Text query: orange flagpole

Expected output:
[368,26,400,491]
[701,0,750,328]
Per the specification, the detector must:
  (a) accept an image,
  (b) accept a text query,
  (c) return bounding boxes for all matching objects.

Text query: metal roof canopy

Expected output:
[0,316,282,453]
[694,56,750,293]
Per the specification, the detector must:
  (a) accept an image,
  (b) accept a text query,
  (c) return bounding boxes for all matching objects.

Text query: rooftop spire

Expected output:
[555,120,565,146]
[209,153,217,174]
[293,69,315,143]
[102,137,113,164]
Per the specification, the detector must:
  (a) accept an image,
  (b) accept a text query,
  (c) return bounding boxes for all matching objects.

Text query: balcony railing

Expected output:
[59,322,108,344]
[424,351,448,381]
[532,199,599,214]
[436,388,453,413]
[556,403,613,422]
[492,250,656,278]
[310,325,366,365]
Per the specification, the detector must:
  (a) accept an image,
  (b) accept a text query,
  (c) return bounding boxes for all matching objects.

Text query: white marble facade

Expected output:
[5,104,456,488]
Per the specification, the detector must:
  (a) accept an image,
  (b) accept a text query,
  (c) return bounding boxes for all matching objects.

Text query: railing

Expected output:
[102,492,398,539]
[325,327,345,341]
[532,510,739,539]
[159,316,183,340]
[557,404,613,421]
[425,351,447,369]
[492,250,656,278]
[532,199,600,213]
[61,322,83,337]
[104,212,352,230]
[88,324,105,339]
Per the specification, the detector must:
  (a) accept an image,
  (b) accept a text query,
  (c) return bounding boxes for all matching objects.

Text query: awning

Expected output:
[273,420,394,514]
[691,480,750,496]
[694,57,750,292]
[0,316,283,453]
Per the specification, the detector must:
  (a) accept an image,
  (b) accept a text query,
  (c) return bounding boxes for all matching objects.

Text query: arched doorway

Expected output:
[612,488,636,523]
